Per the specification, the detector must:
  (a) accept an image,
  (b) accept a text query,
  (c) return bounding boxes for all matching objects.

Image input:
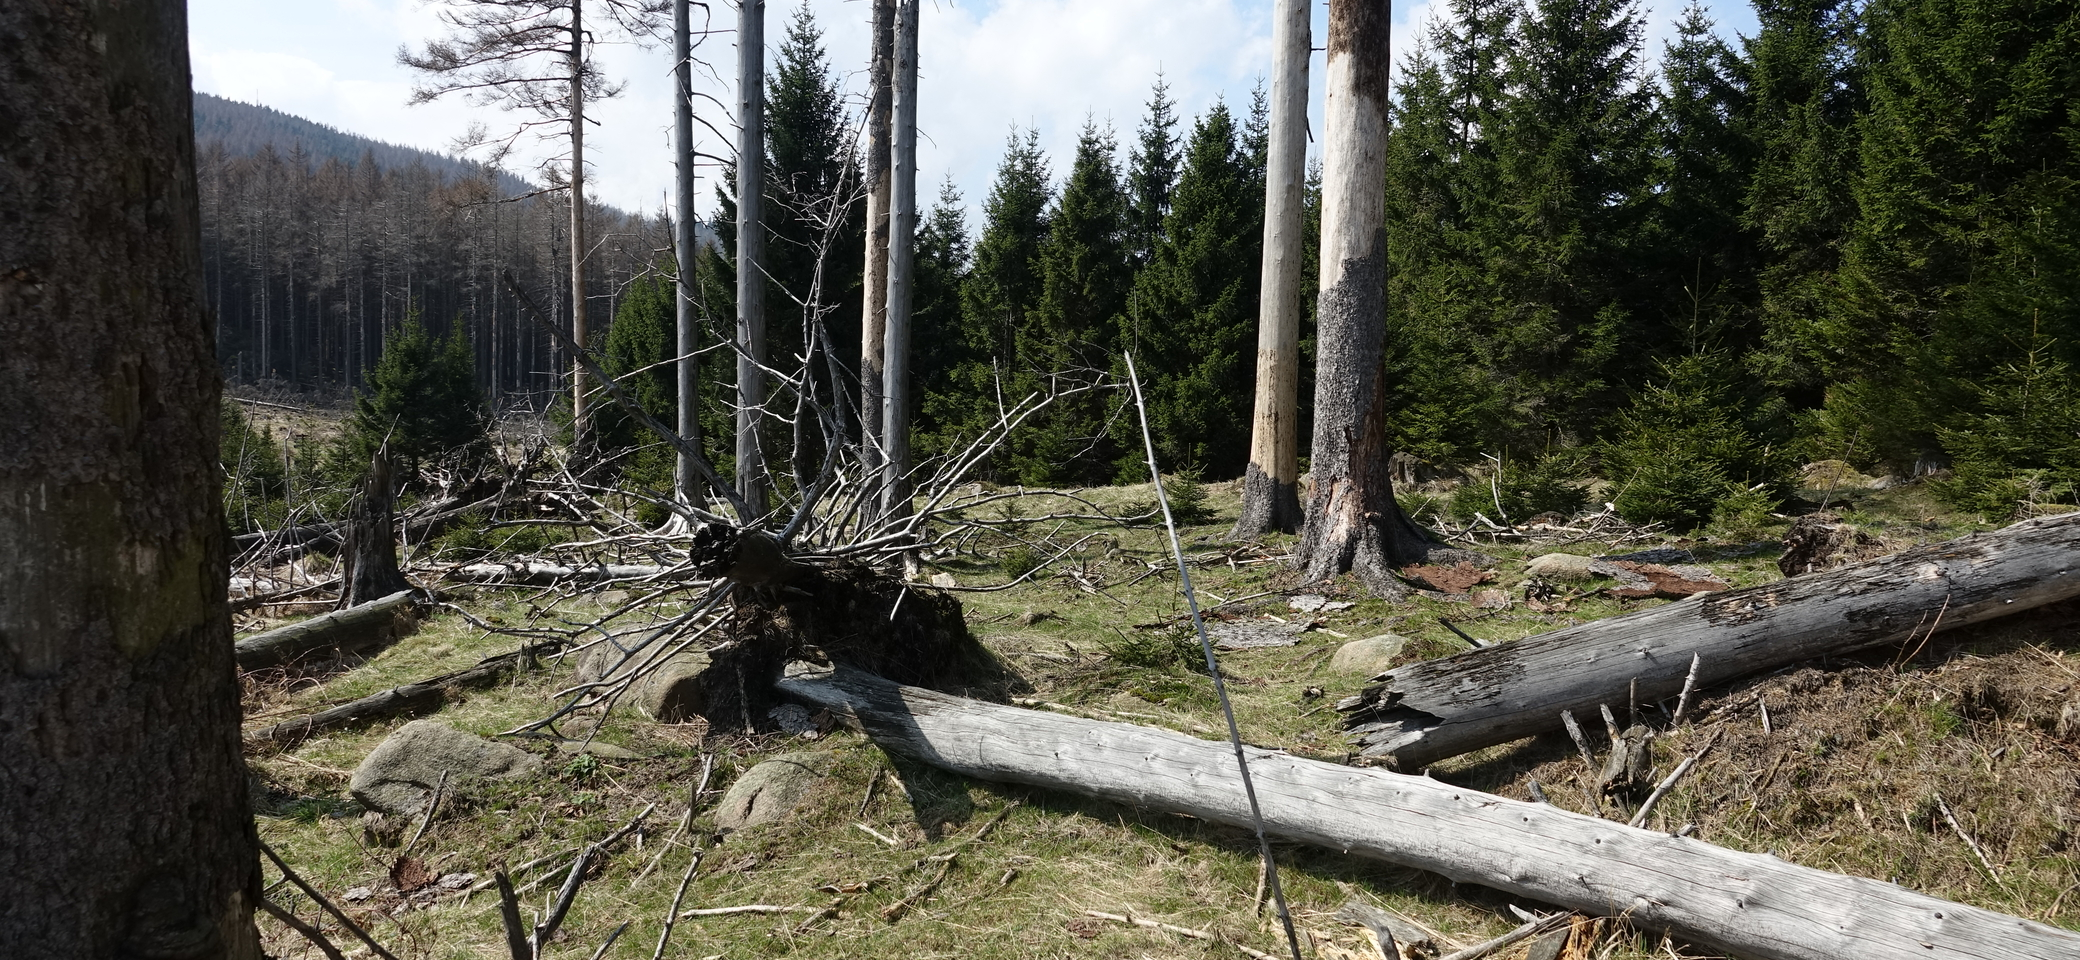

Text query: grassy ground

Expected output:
[243,473,2080,960]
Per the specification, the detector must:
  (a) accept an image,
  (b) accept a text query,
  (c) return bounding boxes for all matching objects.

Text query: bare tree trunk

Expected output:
[736,0,769,517]
[568,0,592,451]
[859,0,896,501]
[1233,0,1311,540]
[673,0,702,510]
[879,0,920,521]
[0,1,264,954]
[1295,0,1435,597]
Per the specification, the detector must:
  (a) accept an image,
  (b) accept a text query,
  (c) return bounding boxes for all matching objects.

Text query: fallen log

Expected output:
[245,644,557,745]
[776,663,2080,960]
[1338,511,2080,768]
[234,590,420,671]
[444,561,697,587]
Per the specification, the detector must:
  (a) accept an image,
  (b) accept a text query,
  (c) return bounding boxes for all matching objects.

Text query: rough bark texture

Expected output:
[1339,512,2080,768]
[735,0,769,516]
[234,591,421,671]
[1294,0,1438,596]
[568,0,592,448]
[339,450,410,606]
[859,0,895,488]
[1233,0,1311,540]
[778,665,2080,960]
[0,1,263,955]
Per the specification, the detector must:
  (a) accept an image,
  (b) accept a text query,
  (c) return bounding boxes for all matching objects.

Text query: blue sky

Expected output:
[188,0,1760,218]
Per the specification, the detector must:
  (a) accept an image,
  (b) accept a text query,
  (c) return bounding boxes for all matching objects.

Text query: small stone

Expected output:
[342,887,374,902]
[1525,553,1599,580]
[1329,635,1410,676]
[1209,620,1305,650]
[2058,700,2080,741]
[350,720,543,816]
[1472,588,1511,610]
[930,572,958,588]
[436,873,477,891]
[714,752,835,833]
[1289,594,1356,613]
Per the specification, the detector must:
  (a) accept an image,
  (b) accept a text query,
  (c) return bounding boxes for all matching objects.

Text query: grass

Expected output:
[242,475,2080,959]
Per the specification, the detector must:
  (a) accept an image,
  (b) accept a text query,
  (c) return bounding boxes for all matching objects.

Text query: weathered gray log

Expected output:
[234,591,420,671]
[777,663,2080,960]
[1339,511,2080,768]
[444,561,696,586]
[246,645,553,745]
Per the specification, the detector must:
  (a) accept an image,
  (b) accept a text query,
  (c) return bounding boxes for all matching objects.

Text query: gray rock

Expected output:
[1329,635,1409,676]
[714,752,835,832]
[351,720,543,815]
[1209,620,1305,650]
[1289,594,1356,613]
[1601,547,1696,565]
[1525,553,1599,580]
[572,642,712,723]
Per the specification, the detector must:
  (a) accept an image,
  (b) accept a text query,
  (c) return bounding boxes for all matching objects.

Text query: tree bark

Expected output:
[339,448,411,606]
[1233,0,1311,540]
[777,664,2080,960]
[673,0,703,510]
[859,0,896,499]
[568,0,593,450]
[234,591,421,672]
[879,0,920,521]
[736,0,769,516]
[1340,511,2080,768]
[0,1,264,954]
[1295,0,1437,596]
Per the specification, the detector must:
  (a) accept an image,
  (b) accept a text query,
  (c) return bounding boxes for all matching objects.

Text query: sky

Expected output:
[188,0,1761,220]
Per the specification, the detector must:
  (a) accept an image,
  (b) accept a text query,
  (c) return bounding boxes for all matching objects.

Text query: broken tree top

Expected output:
[1339,511,2080,768]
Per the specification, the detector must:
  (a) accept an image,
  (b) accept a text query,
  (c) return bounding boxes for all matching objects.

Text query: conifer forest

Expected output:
[11,0,2080,958]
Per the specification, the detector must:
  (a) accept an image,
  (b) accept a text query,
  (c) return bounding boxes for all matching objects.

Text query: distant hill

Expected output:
[192,91,536,196]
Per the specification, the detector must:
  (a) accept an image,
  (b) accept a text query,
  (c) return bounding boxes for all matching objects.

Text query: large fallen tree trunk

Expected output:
[778,664,2080,960]
[1338,511,2080,768]
[234,590,420,671]
[246,644,557,745]
[444,561,700,587]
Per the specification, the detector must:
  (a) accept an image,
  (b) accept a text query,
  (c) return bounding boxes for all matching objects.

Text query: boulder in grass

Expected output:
[1525,553,1599,581]
[572,642,712,723]
[714,752,834,832]
[1329,635,1409,676]
[350,720,542,815]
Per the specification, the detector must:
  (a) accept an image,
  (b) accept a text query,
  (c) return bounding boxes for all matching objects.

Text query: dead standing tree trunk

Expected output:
[0,0,264,953]
[859,0,895,503]
[1233,0,1311,539]
[736,0,770,518]
[879,0,920,522]
[1294,0,1444,596]
[340,447,412,607]
[673,0,703,510]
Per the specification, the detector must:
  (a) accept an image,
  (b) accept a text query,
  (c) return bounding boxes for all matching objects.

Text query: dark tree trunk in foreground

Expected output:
[1295,0,1436,596]
[1233,0,1311,539]
[0,1,263,955]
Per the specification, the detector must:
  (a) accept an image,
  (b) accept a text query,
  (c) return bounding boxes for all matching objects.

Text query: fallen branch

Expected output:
[1437,912,1568,960]
[1339,512,2080,767]
[678,904,821,918]
[533,804,655,953]
[1628,728,1723,828]
[1083,910,1279,960]
[235,590,420,671]
[777,663,2080,960]
[258,841,401,960]
[256,896,349,960]
[245,644,557,745]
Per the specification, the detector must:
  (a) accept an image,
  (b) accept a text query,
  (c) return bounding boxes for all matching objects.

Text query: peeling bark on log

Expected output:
[234,591,420,671]
[1339,512,2080,768]
[776,664,2080,960]
[247,645,553,745]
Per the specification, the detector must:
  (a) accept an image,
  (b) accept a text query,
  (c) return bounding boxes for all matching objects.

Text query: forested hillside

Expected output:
[194,95,661,406]
[212,0,2079,523]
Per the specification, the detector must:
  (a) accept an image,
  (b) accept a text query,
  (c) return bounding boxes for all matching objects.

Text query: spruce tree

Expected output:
[1015,121,1133,485]
[1125,77,1182,269]
[1130,103,1265,479]
[1830,0,2080,468]
[338,316,489,481]
[597,273,678,491]
[913,179,977,451]
[1652,4,1760,357]
[1484,0,1657,444]
[1739,0,1863,405]
[763,1,863,371]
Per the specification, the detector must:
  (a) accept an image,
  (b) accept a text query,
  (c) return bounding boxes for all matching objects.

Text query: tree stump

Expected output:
[339,446,411,607]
